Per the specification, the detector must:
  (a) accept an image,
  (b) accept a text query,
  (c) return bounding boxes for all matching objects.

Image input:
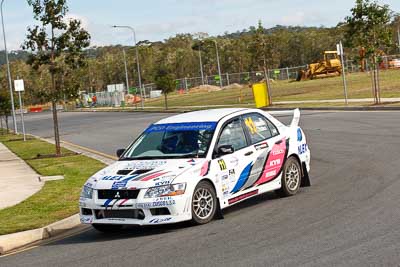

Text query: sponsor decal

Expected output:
[102,175,127,181]
[154,180,170,186]
[80,217,93,224]
[153,175,175,186]
[298,144,308,155]
[111,175,139,189]
[254,142,268,151]
[200,160,210,176]
[272,148,284,156]
[145,122,217,133]
[221,184,229,192]
[137,199,176,208]
[187,159,197,166]
[230,156,239,167]
[297,128,303,142]
[149,217,172,224]
[218,159,227,170]
[228,189,259,205]
[264,170,277,178]
[244,117,258,134]
[269,159,281,167]
[222,174,229,180]
[254,138,287,186]
[124,160,167,170]
[229,169,236,182]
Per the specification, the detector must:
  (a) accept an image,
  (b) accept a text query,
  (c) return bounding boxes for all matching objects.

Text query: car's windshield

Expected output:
[121,122,216,160]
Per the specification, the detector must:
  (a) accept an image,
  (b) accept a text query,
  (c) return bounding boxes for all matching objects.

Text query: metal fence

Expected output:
[91,54,400,106]
[82,91,125,107]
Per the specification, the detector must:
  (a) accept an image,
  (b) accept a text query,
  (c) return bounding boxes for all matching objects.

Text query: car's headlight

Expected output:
[80,185,93,199]
[144,183,186,198]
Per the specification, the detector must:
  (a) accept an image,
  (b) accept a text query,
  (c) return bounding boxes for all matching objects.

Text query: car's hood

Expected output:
[85,158,207,190]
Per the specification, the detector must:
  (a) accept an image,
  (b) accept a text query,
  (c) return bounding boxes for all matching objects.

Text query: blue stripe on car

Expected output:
[230,163,253,193]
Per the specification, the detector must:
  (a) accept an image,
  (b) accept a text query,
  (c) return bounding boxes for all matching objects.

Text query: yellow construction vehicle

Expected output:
[297,51,342,81]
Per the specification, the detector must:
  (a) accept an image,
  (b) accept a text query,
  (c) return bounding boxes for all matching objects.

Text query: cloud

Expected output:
[64,13,90,29]
[281,12,306,25]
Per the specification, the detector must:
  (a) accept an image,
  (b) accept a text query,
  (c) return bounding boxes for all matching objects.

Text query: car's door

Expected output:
[211,117,254,200]
[241,112,286,187]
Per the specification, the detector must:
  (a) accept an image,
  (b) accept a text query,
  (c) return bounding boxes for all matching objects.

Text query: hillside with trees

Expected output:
[0,9,399,106]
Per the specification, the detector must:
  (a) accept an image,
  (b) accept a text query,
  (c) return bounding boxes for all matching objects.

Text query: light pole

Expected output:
[198,45,205,85]
[112,25,144,109]
[1,0,17,133]
[122,49,129,94]
[213,40,223,88]
[397,26,400,53]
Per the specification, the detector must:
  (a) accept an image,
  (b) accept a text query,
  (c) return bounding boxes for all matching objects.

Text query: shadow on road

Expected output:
[47,191,283,246]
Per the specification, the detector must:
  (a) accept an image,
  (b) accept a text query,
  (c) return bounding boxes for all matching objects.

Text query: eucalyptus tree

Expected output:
[23,0,90,155]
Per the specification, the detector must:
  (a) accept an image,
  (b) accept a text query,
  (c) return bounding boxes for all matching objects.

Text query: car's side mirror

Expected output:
[116,149,125,158]
[216,145,235,157]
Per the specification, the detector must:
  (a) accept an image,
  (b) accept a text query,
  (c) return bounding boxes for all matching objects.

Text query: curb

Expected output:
[0,214,79,255]
[72,108,183,113]
[70,105,400,113]
[262,106,400,111]
[0,137,115,255]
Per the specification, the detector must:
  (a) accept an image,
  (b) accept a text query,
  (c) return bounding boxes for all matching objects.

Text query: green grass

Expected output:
[0,132,105,235]
[143,69,400,108]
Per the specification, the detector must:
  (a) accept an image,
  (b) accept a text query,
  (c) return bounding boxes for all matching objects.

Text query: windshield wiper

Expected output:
[119,156,159,161]
[180,153,202,158]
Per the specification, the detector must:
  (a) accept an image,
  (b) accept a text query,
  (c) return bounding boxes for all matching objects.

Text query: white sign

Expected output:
[337,43,344,56]
[107,84,125,93]
[14,79,25,92]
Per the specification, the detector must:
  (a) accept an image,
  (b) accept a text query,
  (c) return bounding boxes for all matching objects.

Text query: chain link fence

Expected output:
[86,54,400,107]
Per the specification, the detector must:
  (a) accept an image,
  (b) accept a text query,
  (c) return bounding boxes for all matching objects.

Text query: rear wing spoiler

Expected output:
[268,109,300,128]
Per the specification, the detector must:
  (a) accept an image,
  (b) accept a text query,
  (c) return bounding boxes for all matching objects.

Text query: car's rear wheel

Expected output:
[191,181,217,225]
[92,223,123,233]
[277,157,301,197]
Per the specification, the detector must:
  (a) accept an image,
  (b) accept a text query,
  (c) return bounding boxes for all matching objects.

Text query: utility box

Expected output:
[252,82,270,108]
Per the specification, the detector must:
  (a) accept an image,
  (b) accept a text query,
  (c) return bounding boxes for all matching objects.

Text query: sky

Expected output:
[1,0,399,50]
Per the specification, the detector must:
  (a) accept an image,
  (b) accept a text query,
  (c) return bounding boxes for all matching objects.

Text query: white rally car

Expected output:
[79,108,311,232]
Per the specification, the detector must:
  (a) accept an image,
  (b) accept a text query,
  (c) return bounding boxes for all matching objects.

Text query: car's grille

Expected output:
[94,209,145,220]
[97,189,139,199]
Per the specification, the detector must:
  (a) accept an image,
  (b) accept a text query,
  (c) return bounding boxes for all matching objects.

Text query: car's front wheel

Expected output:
[191,181,217,225]
[92,224,123,233]
[277,157,301,197]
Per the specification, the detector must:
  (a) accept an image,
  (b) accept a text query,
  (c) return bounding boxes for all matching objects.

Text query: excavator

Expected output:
[297,51,342,81]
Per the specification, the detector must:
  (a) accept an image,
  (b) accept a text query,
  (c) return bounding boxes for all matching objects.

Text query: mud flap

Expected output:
[301,162,311,187]
[214,198,224,220]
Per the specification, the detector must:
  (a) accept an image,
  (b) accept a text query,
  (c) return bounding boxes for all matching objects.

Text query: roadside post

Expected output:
[14,79,26,141]
[337,41,348,105]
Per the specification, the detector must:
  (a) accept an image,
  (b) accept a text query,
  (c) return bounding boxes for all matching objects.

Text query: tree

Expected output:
[345,0,394,104]
[0,90,11,133]
[23,0,90,155]
[154,68,175,110]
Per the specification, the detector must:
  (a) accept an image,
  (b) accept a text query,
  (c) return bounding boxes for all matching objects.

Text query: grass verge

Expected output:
[0,131,105,235]
[142,69,400,108]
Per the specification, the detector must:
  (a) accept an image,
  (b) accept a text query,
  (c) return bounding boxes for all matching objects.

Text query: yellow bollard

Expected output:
[252,82,270,108]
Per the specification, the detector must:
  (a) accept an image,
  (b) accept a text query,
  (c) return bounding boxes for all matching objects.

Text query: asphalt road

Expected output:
[2,110,400,267]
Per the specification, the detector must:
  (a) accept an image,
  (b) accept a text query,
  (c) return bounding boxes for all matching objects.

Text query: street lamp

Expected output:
[198,44,205,85]
[213,40,223,88]
[1,0,17,133]
[112,25,144,109]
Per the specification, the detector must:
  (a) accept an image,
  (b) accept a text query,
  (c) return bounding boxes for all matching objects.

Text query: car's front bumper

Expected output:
[79,191,192,225]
